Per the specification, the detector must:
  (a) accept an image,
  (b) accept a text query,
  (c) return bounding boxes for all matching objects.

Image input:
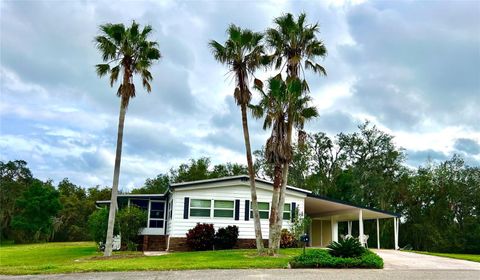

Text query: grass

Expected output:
[411,251,480,263]
[0,242,303,275]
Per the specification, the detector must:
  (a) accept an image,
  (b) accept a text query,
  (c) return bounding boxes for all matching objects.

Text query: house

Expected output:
[97,175,400,251]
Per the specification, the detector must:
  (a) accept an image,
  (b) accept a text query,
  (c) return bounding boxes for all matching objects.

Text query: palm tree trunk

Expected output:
[274,62,300,246]
[268,163,283,255]
[275,121,294,249]
[104,96,127,257]
[240,104,264,252]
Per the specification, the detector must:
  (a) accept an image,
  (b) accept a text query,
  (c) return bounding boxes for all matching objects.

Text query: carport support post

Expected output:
[348,221,352,236]
[359,210,364,247]
[394,217,399,250]
[397,218,400,250]
[376,218,380,249]
[331,217,338,242]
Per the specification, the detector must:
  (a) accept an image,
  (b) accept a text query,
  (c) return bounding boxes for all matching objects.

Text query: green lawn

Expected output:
[412,251,480,263]
[0,242,303,275]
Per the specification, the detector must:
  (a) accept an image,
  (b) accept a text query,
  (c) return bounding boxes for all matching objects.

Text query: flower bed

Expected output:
[289,249,383,269]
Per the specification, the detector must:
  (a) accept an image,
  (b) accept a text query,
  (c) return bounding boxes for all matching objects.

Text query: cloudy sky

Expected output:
[1,0,479,190]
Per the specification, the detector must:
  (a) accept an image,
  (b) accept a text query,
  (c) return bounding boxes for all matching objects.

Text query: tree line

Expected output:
[1,123,478,253]
[255,122,480,253]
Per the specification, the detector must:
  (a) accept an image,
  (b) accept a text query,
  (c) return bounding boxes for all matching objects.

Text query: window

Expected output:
[283,203,291,220]
[250,202,269,219]
[213,200,234,218]
[149,201,165,228]
[130,199,148,211]
[190,199,211,217]
[149,220,163,228]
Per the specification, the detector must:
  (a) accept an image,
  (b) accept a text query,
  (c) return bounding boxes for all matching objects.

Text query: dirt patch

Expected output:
[88,252,144,260]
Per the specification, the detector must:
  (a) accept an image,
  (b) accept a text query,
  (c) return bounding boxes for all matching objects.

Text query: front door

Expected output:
[147,200,166,235]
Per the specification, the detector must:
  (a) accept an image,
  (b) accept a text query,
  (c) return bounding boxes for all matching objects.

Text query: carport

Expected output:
[305,193,401,249]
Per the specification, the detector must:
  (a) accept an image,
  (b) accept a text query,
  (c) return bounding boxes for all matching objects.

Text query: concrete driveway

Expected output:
[373,249,480,270]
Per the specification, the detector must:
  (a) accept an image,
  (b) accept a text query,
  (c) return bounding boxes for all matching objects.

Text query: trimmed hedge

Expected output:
[290,249,383,269]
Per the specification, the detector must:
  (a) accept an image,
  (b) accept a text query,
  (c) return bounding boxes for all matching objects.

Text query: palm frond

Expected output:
[301,106,319,119]
[146,46,161,60]
[297,13,307,29]
[100,23,125,45]
[142,77,152,93]
[227,24,242,43]
[305,60,327,76]
[209,40,228,63]
[249,104,265,119]
[95,64,110,77]
[95,36,118,61]
[110,65,120,86]
[129,20,139,40]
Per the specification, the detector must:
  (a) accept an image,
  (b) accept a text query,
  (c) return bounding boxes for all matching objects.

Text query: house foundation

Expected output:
[142,235,269,251]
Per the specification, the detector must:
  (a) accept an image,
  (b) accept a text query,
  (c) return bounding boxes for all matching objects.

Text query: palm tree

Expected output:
[95,21,161,257]
[266,13,326,244]
[209,25,266,252]
[266,12,327,140]
[252,76,318,254]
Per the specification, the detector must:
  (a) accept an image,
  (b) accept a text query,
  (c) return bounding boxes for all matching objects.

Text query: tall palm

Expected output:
[252,76,318,254]
[209,25,266,252]
[266,12,327,140]
[95,21,161,257]
[266,13,326,242]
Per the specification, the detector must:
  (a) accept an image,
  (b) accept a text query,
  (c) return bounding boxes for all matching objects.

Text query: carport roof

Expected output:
[306,193,401,220]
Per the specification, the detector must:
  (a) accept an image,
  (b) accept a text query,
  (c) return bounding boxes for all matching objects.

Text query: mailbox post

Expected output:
[300,233,309,255]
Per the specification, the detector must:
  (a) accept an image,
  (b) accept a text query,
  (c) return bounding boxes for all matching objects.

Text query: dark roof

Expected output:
[307,193,401,217]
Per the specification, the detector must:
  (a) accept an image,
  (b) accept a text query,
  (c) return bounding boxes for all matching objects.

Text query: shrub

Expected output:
[117,206,147,250]
[214,225,239,249]
[88,207,118,244]
[327,237,365,258]
[290,249,383,269]
[186,223,215,251]
[290,208,311,241]
[280,229,298,248]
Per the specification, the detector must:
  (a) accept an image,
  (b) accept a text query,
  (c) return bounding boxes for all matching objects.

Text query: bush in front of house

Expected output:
[88,207,119,245]
[186,223,216,251]
[290,208,311,241]
[289,249,383,269]
[280,229,298,248]
[214,225,239,250]
[327,237,365,258]
[117,206,147,250]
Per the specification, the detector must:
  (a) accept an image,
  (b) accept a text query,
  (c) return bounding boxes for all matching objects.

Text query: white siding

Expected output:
[166,195,173,235]
[168,182,306,239]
